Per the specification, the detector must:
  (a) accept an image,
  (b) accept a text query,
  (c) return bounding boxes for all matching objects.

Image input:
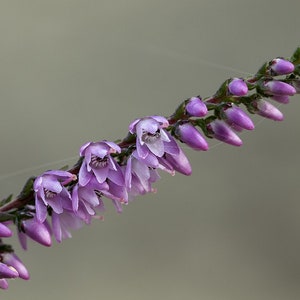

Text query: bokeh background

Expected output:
[1,1,300,299]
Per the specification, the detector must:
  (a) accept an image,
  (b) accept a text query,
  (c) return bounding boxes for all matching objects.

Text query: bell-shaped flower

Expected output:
[34,170,76,223]
[79,140,123,187]
[129,116,178,160]
[72,179,109,221]
[125,153,160,200]
[51,210,84,243]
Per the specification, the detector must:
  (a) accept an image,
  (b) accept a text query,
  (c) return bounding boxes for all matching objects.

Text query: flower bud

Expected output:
[264,80,296,96]
[163,148,192,176]
[22,219,52,247]
[186,97,208,117]
[0,262,19,279]
[0,279,8,290]
[208,120,243,146]
[271,95,290,104]
[270,58,295,75]
[2,253,30,280]
[224,105,254,130]
[0,223,12,238]
[254,99,284,121]
[228,78,248,96]
[176,123,209,151]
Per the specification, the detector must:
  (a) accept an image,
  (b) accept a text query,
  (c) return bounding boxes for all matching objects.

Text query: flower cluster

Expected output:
[0,48,299,289]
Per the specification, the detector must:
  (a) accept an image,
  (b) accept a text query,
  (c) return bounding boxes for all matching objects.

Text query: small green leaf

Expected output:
[290,47,300,65]
[0,194,13,207]
[19,176,35,199]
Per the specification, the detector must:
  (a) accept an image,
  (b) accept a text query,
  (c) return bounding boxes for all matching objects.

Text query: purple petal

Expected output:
[146,139,165,157]
[35,196,48,223]
[93,166,109,183]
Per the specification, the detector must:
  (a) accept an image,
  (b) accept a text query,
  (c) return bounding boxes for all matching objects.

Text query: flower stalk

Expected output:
[0,47,299,289]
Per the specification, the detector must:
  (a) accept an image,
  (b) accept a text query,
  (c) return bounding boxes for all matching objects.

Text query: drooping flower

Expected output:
[51,210,84,243]
[129,116,175,159]
[125,153,160,200]
[72,179,108,221]
[33,170,76,223]
[78,140,123,187]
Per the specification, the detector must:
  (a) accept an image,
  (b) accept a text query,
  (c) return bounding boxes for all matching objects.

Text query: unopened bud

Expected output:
[224,105,254,130]
[228,78,248,96]
[186,97,208,117]
[176,123,209,151]
[270,58,295,75]
[208,120,243,146]
[264,80,296,96]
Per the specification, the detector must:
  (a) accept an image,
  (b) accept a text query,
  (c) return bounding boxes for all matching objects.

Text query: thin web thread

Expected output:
[0,47,274,183]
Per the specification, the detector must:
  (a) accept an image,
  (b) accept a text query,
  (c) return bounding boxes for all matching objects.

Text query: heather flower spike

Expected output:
[0,46,299,290]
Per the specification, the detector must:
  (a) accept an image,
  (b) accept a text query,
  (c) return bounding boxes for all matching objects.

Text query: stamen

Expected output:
[142,130,161,143]
[90,155,109,168]
[44,189,57,199]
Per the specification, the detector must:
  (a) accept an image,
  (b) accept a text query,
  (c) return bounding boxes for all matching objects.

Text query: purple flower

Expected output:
[208,120,243,146]
[186,97,208,117]
[271,95,290,104]
[228,78,248,96]
[270,58,295,75]
[2,253,29,280]
[125,153,160,199]
[223,105,254,131]
[19,218,52,248]
[158,147,192,176]
[129,116,177,159]
[34,170,76,223]
[79,141,123,187]
[0,223,12,238]
[0,262,19,279]
[264,80,296,96]
[253,99,284,121]
[176,123,209,151]
[52,210,84,243]
[0,279,9,290]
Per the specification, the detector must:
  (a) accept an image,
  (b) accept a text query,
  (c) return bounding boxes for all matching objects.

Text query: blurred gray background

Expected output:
[1,1,300,299]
